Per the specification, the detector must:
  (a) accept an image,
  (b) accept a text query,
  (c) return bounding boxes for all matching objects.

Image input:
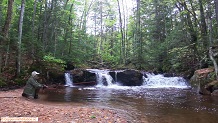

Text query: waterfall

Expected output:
[87,69,114,86]
[143,73,190,88]
[115,71,118,82]
[86,69,189,88]
[64,72,73,87]
[96,72,114,86]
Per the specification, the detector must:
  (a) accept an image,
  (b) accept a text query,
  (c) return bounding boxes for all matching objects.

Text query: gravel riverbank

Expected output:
[0,88,135,123]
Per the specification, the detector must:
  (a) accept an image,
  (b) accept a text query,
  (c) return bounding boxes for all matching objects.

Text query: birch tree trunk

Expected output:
[17,0,25,76]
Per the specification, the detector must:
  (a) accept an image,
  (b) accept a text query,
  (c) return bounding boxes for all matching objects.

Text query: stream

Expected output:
[39,70,218,123]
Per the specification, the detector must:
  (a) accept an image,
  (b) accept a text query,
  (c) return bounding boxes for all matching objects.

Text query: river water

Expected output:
[40,71,218,123]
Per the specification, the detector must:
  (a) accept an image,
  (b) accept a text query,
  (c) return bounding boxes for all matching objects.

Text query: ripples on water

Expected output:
[41,86,218,123]
[44,72,218,123]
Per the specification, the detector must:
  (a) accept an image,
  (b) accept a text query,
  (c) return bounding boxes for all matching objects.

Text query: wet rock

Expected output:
[116,70,143,86]
[212,90,218,96]
[71,69,97,86]
[205,80,218,93]
[190,68,215,95]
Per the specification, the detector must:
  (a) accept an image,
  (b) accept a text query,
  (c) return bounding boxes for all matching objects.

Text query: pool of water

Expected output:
[39,86,218,123]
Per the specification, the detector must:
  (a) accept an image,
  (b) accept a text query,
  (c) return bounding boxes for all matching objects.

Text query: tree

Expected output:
[215,0,218,26]
[0,0,14,73]
[117,0,125,64]
[17,0,26,76]
[2,0,14,38]
[31,0,38,59]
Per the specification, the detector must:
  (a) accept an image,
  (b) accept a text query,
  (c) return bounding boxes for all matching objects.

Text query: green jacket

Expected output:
[23,76,42,97]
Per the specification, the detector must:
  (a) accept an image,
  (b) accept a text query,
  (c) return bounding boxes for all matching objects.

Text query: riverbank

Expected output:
[0,88,134,123]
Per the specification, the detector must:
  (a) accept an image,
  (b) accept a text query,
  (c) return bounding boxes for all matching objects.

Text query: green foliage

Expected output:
[1,0,218,80]
[43,54,66,71]
[43,55,66,64]
[14,78,26,86]
[168,45,195,72]
[0,79,7,87]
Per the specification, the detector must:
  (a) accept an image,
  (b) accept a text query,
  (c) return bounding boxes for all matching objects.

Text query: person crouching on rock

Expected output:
[22,71,47,99]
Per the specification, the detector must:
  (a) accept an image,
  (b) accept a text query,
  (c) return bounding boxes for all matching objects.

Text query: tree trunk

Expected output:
[208,1,217,79]
[209,47,218,80]
[199,0,207,41]
[183,1,198,61]
[51,0,57,56]
[2,0,14,38]
[17,0,25,76]
[99,1,103,63]
[68,3,74,55]
[31,0,37,60]
[42,0,48,52]
[136,0,142,68]
[117,0,125,64]
[0,0,3,32]
[215,0,218,26]
[0,0,2,73]
[0,0,14,73]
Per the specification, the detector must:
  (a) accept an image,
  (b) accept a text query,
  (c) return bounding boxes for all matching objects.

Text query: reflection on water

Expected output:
[41,86,218,123]
[64,87,73,101]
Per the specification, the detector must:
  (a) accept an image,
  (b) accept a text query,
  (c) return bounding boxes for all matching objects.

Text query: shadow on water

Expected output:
[39,86,218,123]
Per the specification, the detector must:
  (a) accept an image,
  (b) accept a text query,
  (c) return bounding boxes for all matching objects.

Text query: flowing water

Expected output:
[40,70,218,123]
[64,72,73,87]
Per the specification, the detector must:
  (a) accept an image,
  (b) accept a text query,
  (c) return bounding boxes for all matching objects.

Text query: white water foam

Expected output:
[86,69,190,89]
[96,72,114,86]
[143,73,190,88]
[64,73,74,87]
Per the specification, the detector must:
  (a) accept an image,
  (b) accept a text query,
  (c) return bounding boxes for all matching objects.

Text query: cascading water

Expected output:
[64,72,73,87]
[96,72,114,86]
[43,70,217,123]
[86,69,190,88]
[87,69,114,87]
[143,73,190,88]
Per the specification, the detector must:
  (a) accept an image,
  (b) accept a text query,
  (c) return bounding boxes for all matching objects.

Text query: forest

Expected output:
[1,0,218,87]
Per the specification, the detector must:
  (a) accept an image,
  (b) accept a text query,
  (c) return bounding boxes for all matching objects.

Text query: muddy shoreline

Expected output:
[0,88,136,123]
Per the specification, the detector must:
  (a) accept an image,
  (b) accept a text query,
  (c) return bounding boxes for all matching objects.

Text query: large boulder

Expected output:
[71,69,97,86]
[190,68,216,95]
[205,80,218,93]
[114,70,143,86]
[212,90,218,96]
[47,69,144,86]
